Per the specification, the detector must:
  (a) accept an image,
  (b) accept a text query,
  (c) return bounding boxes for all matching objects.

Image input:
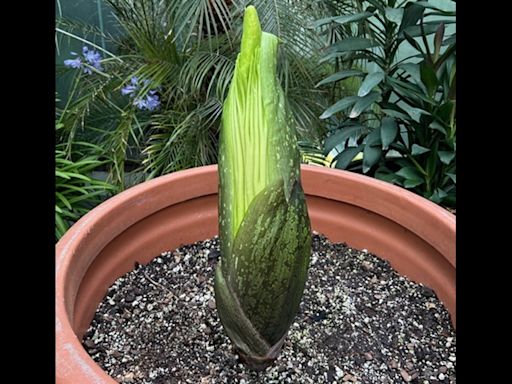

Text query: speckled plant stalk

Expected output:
[214,6,311,369]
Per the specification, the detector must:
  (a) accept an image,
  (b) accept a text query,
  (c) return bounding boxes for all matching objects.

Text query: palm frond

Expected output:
[167,0,234,49]
[179,45,236,100]
[106,0,179,62]
[101,111,140,190]
[143,98,221,177]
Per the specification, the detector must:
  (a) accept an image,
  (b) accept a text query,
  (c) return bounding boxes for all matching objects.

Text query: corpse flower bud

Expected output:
[214,5,312,369]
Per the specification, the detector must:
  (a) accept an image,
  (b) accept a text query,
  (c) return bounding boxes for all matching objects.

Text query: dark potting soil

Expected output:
[83,234,456,384]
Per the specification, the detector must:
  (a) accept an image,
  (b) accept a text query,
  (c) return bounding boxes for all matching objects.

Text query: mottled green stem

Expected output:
[215,5,311,369]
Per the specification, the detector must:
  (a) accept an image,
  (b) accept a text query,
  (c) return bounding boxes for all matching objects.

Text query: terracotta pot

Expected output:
[56,164,455,383]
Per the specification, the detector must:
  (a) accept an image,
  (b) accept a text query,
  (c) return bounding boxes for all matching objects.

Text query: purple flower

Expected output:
[84,49,102,71]
[64,57,82,69]
[64,45,103,75]
[121,76,161,111]
[85,51,101,64]
[121,84,137,96]
[145,94,161,111]
[131,94,161,111]
[133,97,147,109]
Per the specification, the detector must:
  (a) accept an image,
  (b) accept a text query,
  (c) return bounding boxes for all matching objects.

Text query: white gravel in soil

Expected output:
[83,233,456,384]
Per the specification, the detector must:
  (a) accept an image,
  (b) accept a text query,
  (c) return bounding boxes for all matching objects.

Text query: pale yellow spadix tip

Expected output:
[240,6,262,59]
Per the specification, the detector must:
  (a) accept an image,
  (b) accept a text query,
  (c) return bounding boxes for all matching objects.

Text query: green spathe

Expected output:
[215,6,311,368]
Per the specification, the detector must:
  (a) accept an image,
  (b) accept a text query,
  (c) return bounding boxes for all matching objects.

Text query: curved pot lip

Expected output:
[302,165,455,224]
[300,165,455,267]
[58,164,455,257]
[56,164,455,383]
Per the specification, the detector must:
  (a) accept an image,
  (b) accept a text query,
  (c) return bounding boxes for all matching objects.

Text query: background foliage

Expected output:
[314,0,456,206]
[55,0,361,238]
[55,0,456,239]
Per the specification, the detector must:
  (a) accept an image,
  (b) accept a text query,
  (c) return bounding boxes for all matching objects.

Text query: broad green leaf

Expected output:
[316,70,365,87]
[398,3,425,33]
[386,76,434,104]
[375,166,401,184]
[358,72,385,97]
[420,62,438,97]
[399,21,453,39]
[363,142,382,173]
[429,120,447,134]
[396,166,423,181]
[438,151,455,164]
[395,158,412,168]
[411,144,431,155]
[318,51,345,64]
[380,117,398,149]
[334,145,363,169]
[446,173,456,184]
[320,96,359,119]
[385,7,403,24]
[313,12,373,28]
[326,37,378,54]
[332,11,374,25]
[324,125,365,154]
[437,101,455,122]
[366,127,381,146]
[404,178,424,188]
[382,108,411,121]
[349,91,380,118]
[429,188,448,203]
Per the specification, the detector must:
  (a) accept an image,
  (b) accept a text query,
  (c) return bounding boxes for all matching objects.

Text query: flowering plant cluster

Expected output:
[64,46,160,112]
[121,77,161,111]
[64,46,102,75]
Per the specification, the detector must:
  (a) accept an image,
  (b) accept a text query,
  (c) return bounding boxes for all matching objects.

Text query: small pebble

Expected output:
[400,368,412,382]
